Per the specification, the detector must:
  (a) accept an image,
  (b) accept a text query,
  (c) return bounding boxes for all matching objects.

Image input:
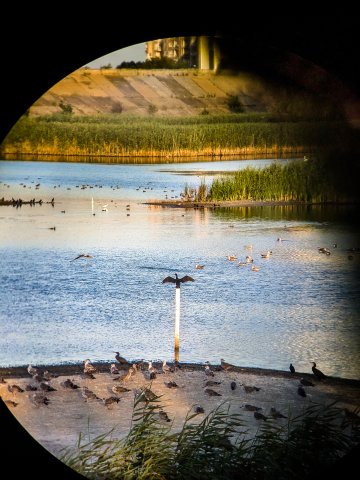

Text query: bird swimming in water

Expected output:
[84,359,97,374]
[71,253,93,262]
[312,362,326,380]
[226,255,237,261]
[162,273,194,288]
[289,363,295,374]
[195,264,204,269]
[114,352,130,367]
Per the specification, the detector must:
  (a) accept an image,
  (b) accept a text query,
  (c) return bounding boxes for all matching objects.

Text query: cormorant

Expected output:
[289,363,295,374]
[312,362,327,379]
[114,352,130,367]
[230,381,237,390]
[162,273,194,288]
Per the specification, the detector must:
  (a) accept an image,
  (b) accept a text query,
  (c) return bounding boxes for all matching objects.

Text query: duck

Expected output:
[226,255,237,261]
[195,264,205,269]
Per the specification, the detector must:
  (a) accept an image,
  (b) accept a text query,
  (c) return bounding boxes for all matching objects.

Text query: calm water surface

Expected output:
[1,160,359,379]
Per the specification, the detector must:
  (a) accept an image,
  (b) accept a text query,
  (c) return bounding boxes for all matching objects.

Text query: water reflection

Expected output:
[0,160,359,379]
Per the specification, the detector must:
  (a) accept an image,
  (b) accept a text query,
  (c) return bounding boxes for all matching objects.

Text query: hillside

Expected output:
[29,68,268,117]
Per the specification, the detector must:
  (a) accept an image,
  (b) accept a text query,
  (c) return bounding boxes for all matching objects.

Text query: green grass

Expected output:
[60,386,360,480]
[195,154,359,203]
[1,113,356,160]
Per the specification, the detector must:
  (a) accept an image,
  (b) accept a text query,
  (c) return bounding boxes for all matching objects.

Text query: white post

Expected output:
[174,286,180,361]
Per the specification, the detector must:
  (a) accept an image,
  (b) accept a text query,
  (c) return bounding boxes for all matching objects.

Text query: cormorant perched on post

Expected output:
[289,363,295,374]
[162,273,194,288]
[312,362,327,380]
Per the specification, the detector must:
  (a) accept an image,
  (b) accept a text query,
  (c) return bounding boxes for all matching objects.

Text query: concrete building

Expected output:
[146,36,220,70]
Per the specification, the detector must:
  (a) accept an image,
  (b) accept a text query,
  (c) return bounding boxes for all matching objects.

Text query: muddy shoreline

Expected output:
[1,361,359,388]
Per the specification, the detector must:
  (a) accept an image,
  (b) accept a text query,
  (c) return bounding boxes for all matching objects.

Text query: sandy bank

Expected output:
[1,362,359,462]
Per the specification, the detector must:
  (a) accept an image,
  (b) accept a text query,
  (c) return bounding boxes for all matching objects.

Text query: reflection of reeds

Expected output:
[60,392,360,479]
[2,113,355,160]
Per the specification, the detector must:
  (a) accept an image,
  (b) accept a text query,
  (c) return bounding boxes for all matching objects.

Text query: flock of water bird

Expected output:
[1,353,331,424]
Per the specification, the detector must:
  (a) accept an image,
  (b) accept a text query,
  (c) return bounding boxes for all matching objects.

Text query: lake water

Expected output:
[1,159,359,379]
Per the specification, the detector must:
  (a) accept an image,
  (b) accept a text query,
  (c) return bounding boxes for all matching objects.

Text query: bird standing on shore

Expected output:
[110,364,120,375]
[312,362,327,380]
[84,359,97,374]
[254,411,268,421]
[114,352,130,367]
[204,365,215,377]
[82,386,100,401]
[221,359,235,371]
[297,385,307,397]
[27,364,41,377]
[289,363,295,374]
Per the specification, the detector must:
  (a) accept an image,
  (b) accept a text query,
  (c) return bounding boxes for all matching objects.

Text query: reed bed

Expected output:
[60,386,360,480]
[1,114,353,160]
[203,156,359,203]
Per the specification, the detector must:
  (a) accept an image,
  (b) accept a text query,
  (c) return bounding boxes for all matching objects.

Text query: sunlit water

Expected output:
[1,160,359,379]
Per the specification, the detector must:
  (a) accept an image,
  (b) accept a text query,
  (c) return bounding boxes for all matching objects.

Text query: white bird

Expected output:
[110,364,120,375]
[102,204,108,211]
[162,360,171,374]
[27,364,40,376]
[195,264,205,269]
[204,365,214,377]
[84,359,97,374]
[261,250,272,258]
